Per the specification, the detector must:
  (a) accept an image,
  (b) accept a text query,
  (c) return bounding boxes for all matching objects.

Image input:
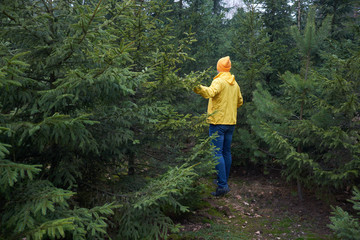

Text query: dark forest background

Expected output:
[0,0,359,239]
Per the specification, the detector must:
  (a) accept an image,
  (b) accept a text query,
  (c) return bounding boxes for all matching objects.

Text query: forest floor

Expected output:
[169,168,345,240]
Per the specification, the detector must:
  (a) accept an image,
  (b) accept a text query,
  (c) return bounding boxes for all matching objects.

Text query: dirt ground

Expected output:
[173,168,348,240]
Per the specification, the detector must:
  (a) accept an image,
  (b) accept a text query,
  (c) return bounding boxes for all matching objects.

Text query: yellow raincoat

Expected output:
[194,72,243,125]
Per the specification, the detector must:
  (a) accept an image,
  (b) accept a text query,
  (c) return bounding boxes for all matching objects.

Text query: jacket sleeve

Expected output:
[237,88,243,108]
[193,79,222,99]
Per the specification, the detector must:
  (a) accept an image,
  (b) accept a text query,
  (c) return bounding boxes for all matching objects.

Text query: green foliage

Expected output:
[2,180,75,237]
[290,7,333,57]
[1,0,219,239]
[313,0,357,40]
[329,187,360,240]
[262,0,299,87]
[250,47,360,190]
[1,0,358,238]
[115,138,216,240]
[168,0,230,74]
[0,154,119,240]
[69,203,121,240]
[0,159,41,191]
[227,0,273,166]
[247,5,359,192]
[230,1,272,98]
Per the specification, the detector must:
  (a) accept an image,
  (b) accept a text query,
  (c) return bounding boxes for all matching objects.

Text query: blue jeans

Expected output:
[209,124,235,189]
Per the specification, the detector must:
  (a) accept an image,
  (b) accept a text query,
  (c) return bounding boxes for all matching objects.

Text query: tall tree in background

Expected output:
[168,0,230,74]
[313,0,355,39]
[226,0,273,169]
[230,0,272,97]
[164,0,233,120]
[314,0,360,61]
[262,0,298,91]
[212,0,223,14]
[292,0,312,30]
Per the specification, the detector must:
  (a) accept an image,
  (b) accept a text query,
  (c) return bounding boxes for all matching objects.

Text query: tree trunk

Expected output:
[179,0,182,19]
[296,53,310,201]
[297,0,301,29]
[128,151,135,175]
[296,145,304,201]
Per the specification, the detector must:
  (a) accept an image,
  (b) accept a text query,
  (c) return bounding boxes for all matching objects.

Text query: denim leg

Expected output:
[209,125,228,189]
[223,125,235,182]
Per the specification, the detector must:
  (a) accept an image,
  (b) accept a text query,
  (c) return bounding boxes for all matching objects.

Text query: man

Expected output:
[194,56,243,196]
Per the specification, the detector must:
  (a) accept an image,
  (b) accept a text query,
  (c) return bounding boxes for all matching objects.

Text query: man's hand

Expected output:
[181,67,212,92]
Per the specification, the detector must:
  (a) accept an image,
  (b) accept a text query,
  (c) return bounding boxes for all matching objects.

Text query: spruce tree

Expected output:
[0,0,216,239]
[230,0,272,97]
[168,0,230,74]
[0,50,118,239]
[262,0,298,90]
[329,187,360,240]
[250,7,360,198]
[313,0,355,40]
[227,0,273,168]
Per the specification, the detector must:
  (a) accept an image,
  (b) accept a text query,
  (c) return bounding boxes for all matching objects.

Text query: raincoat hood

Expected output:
[214,72,235,85]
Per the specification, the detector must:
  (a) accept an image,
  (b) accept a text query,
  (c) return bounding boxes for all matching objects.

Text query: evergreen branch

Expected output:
[133,162,200,210]
[1,10,16,22]
[14,113,99,153]
[0,160,42,189]
[0,140,11,159]
[59,0,104,65]
[67,202,120,239]
[20,217,75,240]
[329,187,360,239]
[181,67,212,92]
[79,0,104,45]
[40,0,52,15]
[1,10,51,45]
